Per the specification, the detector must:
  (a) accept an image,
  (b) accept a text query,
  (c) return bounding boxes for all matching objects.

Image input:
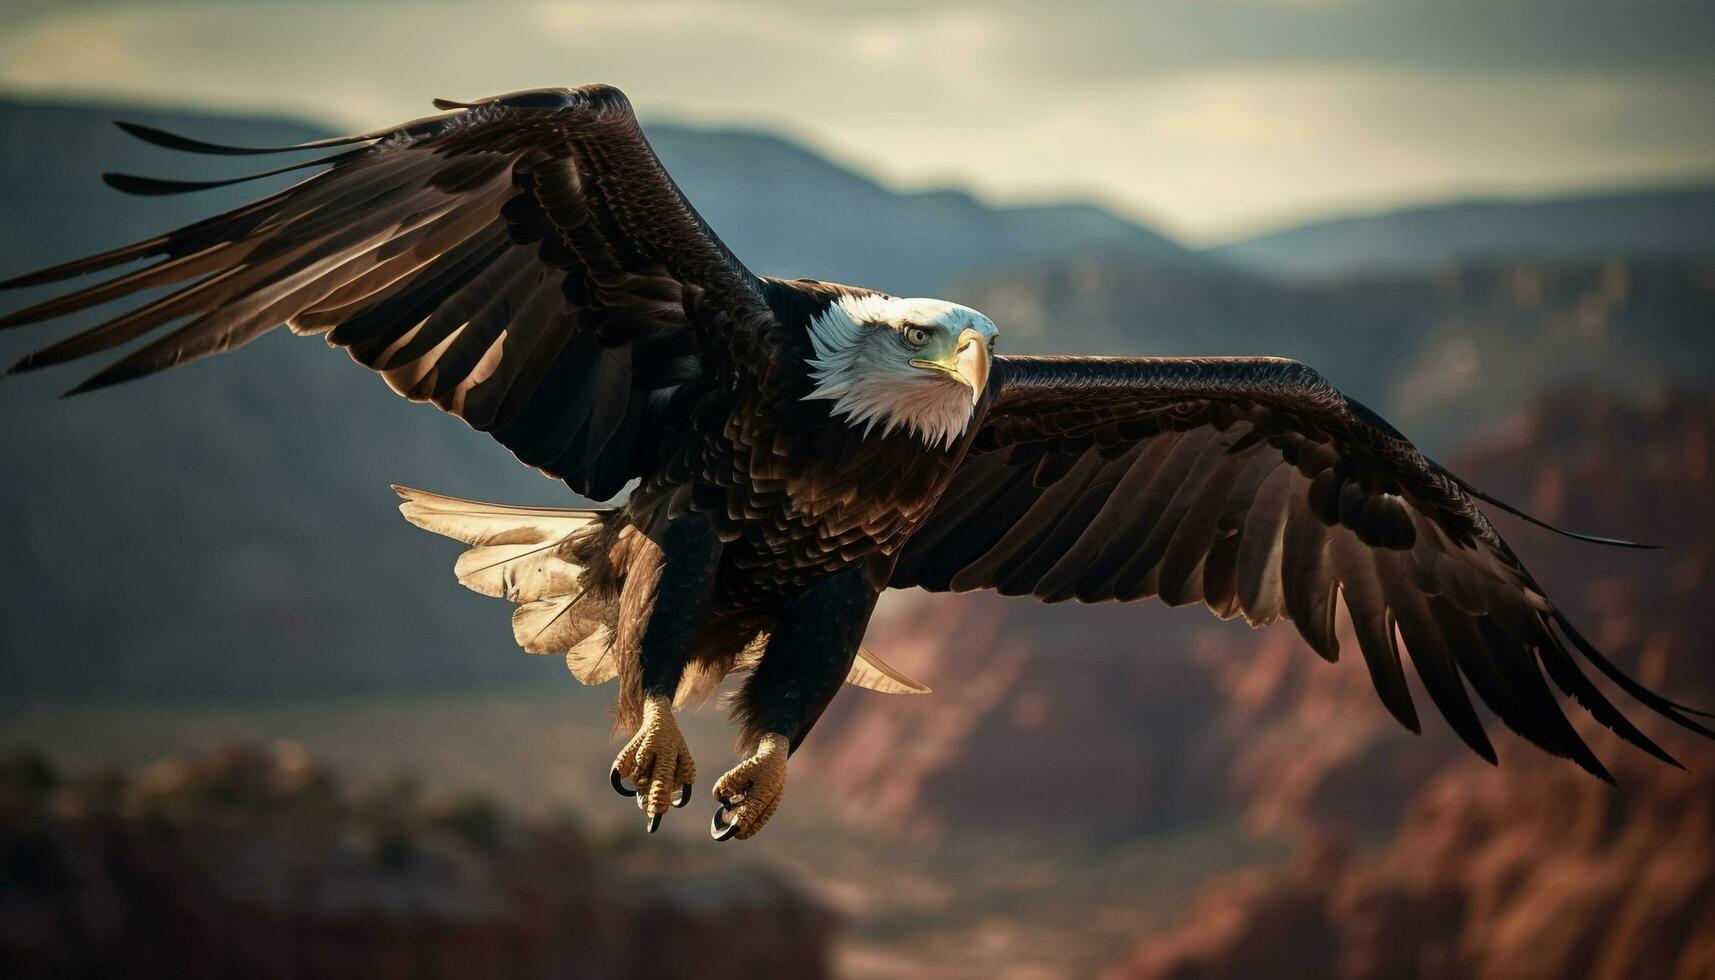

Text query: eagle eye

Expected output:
[903,325,933,348]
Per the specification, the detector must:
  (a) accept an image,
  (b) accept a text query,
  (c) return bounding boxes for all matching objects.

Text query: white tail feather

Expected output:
[454,542,583,602]
[684,639,930,701]
[396,485,614,685]
[394,484,600,545]
[847,645,932,695]
[512,595,608,656]
[566,626,618,684]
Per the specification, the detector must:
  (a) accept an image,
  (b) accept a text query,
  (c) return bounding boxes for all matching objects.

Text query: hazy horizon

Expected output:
[3,0,1711,246]
[4,84,1711,251]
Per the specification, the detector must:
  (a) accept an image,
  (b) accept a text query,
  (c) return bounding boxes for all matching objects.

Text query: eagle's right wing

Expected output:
[893,355,1715,780]
[0,85,778,500]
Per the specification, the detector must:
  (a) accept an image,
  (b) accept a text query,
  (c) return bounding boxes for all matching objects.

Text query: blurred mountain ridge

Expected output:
[1209,183,1715,281]
[0,741,834,979]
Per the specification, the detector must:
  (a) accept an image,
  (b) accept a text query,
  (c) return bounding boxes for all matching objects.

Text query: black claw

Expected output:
[673,783,693,808]
[710,804,740,841]
[646,811,662,834]
[610,768,637,798]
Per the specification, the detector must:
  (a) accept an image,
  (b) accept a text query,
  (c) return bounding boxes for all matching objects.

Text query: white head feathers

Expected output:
[803,293,998,450]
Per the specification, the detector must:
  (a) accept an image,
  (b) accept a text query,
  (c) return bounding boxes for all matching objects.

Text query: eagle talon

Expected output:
[673,783,693,808]
[711,805,740,841]
[708,733,789,841]
[610,769,637,797]
[646,811,662,834]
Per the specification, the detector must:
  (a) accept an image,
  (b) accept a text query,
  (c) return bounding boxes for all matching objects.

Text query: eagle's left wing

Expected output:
[891,355,1714,779]
[0,85,776,500]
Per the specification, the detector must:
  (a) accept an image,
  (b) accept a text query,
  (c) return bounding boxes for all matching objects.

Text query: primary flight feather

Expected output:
[4,85,1708,841]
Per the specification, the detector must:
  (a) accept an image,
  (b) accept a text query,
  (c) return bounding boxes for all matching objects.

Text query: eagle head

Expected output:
[803,293,998,449]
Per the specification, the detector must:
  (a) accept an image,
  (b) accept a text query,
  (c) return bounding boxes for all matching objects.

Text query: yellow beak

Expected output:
[910,327,991,405]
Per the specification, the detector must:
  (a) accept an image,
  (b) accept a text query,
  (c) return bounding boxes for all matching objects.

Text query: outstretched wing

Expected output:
[892,355,1714,779]
[0,85,778,499]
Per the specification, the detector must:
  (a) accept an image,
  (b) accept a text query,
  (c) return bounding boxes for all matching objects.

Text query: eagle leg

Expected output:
[613,694,697,832]
[610,511,723,833]
[713,566,880,840]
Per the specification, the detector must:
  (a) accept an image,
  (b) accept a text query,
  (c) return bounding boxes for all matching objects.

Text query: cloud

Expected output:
[0,0,1709,242]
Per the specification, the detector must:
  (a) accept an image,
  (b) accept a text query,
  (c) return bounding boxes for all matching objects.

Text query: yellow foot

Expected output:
[710,733,789,841]
[611,695,696,833]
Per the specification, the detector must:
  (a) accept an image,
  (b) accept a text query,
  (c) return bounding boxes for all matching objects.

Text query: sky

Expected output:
[1,0,1711,244]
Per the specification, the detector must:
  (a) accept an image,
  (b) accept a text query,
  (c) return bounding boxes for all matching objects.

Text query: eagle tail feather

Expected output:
[394,484,619,684]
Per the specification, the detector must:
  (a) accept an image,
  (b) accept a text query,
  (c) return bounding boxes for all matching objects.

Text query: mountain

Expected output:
[646,125,1202,295]
[1209,184,1715,281]
[953,253,1715,448]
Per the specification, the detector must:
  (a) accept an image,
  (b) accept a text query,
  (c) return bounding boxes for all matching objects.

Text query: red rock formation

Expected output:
[1108,388,1715,977]
[1107,736,1715,980]
[798,591,1232,837]
[0,743,835,980]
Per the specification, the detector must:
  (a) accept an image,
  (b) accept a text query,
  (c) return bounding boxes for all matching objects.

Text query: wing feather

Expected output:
[1379,549,1494,761]
[1112,426,1234,602]
[1280,494,1340,661]
[1077,430,1195,600]
[1329,533,1422,733]
[845,646,933,696]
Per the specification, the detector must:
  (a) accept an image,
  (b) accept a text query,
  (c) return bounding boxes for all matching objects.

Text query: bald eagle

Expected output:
[3,86,1709,842]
